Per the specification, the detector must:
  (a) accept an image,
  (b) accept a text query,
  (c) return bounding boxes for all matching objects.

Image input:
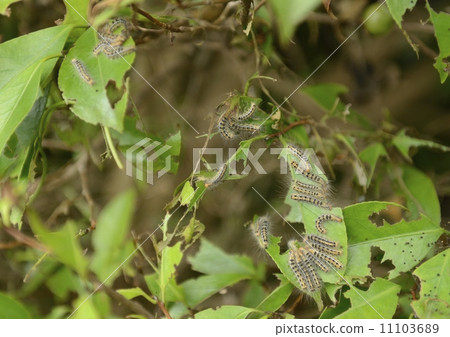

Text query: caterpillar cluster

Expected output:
[285,144,344,292]
[217,102,260,140]
[93,17,135,58]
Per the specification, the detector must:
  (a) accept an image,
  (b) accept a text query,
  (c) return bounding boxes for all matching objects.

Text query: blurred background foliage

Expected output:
[0,0,449,318]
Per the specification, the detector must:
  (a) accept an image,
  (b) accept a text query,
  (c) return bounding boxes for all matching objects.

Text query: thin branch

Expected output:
[265,119,312,140]
[98,282,155,319]
[156,299,172,319]
[3,226,48,252]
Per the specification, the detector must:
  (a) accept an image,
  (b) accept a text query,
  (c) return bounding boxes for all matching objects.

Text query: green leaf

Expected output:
[411,249,450,318]
[0,24,73,153]
[28,214,89,278]
[46,267,82,300]
[335,278,401,319]
[160,242,183,302]
[180,181,195,206]
[385,0,417,28]
[426,1,450,83]
[182,273,250,308]
[0,0,21,16]
[62,0,89,25]
[335,134,368,187]
[188,238,256,276]
[0,293,30,318]
[396,165,441,225]
[116,287,156,304]
[343,202,443,279]
[194,305,258,319]
[266,0,321,44]
[256,277,293,312]
[58,27,135,131]
[392,129,450,161]
[359,142,388,187]
[91,190,136,284]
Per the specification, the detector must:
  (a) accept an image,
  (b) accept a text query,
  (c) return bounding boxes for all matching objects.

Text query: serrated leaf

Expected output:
[194,305,258,319]
[116,287,156,304]
[160,242,183,302]
[335,278,401,318]
[0,293,30,318]
[266,0,322,44]
[411,249,450,318]
[343,202,443,279]
[396,165,441,225]
[58,28,135,131]
[392,129,450,161]
[359,142,388,187]
[426,1,450,83]
[91,190,136,284]
[386,0,417,28]
[182,273,250,308]
[28,214,88,278]
[188,239,256,276]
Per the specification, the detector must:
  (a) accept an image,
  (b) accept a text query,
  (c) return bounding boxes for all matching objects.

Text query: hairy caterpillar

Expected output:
[315,214,342,234]
[290,161,327,189]
[108,17,130,34]
[306,234,338,248]
[232,123,260,133]
[252,216,270,249]
[292,184,326,198]
[293,180,321,191]
[204,164,227,188]
[71,58,94,85]
[305,249,329,272]
[288,145,311,172]
[102,45,136,59]
[309,249,343,269]
[291,194,331,210]
[237,102,256,121]
[298,247,322,291]
[289,249,308,290]
[218,115,236,139]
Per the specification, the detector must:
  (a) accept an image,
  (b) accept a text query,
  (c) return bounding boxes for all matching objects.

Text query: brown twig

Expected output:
[265,120,312,139]
[98,282,154,318]
[132,4,196,32]
[156,299,173,319]
[3,226,48,252]
[0,241,22,249]
[77,151,97,230]
[286,294,303,313]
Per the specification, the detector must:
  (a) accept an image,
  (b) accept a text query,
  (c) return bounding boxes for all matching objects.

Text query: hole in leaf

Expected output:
[105,79,125,108]
[369,246,394,278]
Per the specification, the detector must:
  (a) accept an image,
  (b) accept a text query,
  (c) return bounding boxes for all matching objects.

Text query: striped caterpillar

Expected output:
[292,184,326,198]
[290,161,327,190]
[288,145,311,172]
[288,241,321,292]
[71,58,94,85]
[306,234,338,248]
[308,248,343,269]
[203,164,227,188]
[315,214,342,234]
[218,115,236,140]
[94,17,133,57]
[291,194,331,210]
[251,216,270,249]
[232,123,260,133]
[237,102,256,121]
[102,45,136,59]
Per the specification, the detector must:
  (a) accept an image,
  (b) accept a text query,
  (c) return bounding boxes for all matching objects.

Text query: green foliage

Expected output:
[411,249,450,318]
[0,0,448,320]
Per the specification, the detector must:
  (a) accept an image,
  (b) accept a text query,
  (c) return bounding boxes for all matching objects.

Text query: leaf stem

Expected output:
[103,126,123,170]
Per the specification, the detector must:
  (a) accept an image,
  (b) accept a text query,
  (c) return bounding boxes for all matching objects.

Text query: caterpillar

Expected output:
[232,123,260,133]
[290,161,327,189]
[293,180,321,191]
[291,194,331,210]
[71,58,94,85]
[298,247,322,291]
[308,242,342,256]
[315,214,342,234]
[252,216,270,249]
[108,17,130,34]
[289,249,308,290]
[309,249,343,269]
[288,145,311,172]
[102,45,136,59]
[306,234,338,248]
[218,115,236,139]
[292,184,326,198]
[204,164,227,188]
[237,102,256,121]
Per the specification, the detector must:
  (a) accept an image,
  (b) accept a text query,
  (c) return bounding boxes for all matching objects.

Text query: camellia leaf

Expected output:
[426,1,450,83]
[0,24,72,153]
[0,293,30,318]
[343,202,443,279]
[58,27,135,131]
[335,278,401,319]
[266,0,322,44]
[90,190,136,284]
[194,305,258,319]
[411,249,450,318]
